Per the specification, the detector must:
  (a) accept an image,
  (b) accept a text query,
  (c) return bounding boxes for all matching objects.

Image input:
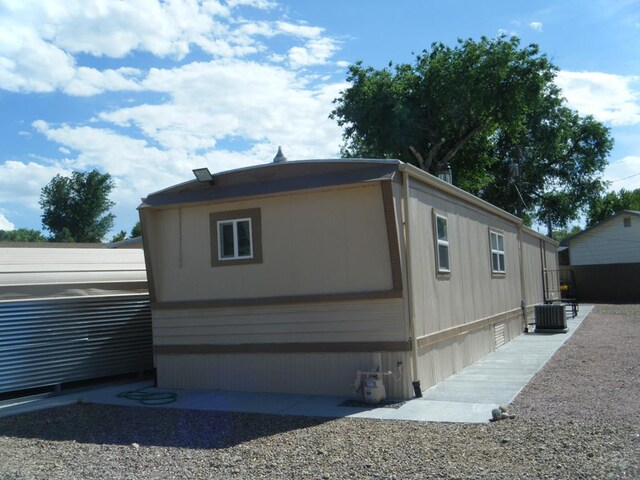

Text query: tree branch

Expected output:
[426,137,446,172]
[439,124,485,167]
[408,146,425,169]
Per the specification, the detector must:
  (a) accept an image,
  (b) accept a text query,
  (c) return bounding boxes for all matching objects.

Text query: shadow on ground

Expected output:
[0,403,331,449]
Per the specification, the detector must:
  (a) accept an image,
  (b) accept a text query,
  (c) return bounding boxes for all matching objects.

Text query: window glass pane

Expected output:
[438,244,450,271]
[497,234,504,252]
[220,223,235,258]
[498,254,505,272]
[436,216,448,241]
[236,220,252,257]
[491,232,498,250]
[492,252,499,272]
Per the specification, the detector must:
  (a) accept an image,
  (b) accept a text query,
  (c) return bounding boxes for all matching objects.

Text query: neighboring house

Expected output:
[565,210,640,302]
[139,158,558,399]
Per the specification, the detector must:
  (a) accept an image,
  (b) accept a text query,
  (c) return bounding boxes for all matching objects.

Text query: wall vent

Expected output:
[494,323,505,348]
[534,304,567,332]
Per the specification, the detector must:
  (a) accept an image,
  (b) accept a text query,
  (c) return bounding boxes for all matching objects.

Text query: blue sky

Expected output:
[1,0,639,237]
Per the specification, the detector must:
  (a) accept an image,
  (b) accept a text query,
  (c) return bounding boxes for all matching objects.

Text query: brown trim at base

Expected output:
[416,308,521,349]
[155,341,412,355]
[152,289,403,310]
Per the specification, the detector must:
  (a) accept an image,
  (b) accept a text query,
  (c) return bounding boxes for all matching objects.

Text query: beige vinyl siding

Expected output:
[415,309,522,389]
[570,215,640,265]
[521,231,545,306]
[404,177,529,391]
[153,298,407,346]
[544,240,559,271]
[407,181,521,339]
[156,350,411,398]
[149,183,393,302]
[0,248,147,300]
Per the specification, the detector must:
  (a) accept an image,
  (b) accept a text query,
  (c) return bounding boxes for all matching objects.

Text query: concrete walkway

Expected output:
[0,306,592,423]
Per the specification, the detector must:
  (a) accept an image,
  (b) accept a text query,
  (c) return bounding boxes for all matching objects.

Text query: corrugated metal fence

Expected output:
[0,294,152,394]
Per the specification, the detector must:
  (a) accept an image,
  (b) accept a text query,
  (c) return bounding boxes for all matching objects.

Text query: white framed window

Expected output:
[435,214,450,273]
[218,218,253,260]
[490,230,506,274]
[210,208,262,267]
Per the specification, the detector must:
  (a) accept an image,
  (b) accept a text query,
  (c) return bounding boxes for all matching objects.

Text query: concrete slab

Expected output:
[0,306,593,424]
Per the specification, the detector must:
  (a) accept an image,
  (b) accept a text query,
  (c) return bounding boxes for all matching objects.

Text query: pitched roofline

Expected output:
[567,210,640,244]
[398,163,557,246]
[143,158,400,198]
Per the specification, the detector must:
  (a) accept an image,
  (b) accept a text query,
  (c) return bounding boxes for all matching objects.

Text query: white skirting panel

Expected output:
[156,350,413,399]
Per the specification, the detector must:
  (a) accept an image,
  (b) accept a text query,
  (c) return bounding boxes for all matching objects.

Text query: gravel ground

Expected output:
[1,304,638,479]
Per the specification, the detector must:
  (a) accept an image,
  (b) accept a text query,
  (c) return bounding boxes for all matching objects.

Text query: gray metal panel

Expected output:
[0,294,152,393]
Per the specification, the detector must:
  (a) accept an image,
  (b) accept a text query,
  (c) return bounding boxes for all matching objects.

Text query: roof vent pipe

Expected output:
[273,146,287,163]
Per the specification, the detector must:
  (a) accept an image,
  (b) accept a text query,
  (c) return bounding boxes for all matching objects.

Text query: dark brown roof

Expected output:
[139,159,400,210]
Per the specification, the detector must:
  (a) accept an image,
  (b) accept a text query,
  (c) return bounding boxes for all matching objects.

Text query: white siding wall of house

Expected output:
[570,214,640,265]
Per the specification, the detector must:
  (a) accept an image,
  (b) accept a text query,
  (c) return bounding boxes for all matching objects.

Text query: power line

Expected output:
[610,171,640,183]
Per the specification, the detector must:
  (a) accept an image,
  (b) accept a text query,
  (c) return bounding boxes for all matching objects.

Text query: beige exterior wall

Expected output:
[153,298,407,346]
[415,311,522,389]
[407,181,521,339]
[404,177,542,391]
[143,167,558,399]
[146,181,413,398]
[156,350,411,398]
[544,240,559,271]
[148,183,393,302]
[521,231,545,306]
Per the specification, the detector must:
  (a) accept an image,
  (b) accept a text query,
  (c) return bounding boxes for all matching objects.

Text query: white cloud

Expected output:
[529,21,543,31]
[0,0,343,95]
[556,71,640,126]
[288,37,340,68]
[276,21,323,39]
[0,0,346,233]
[99,60,344,155]
[604,155,640,191]
[0,213,14,230]
[0,160,70,208]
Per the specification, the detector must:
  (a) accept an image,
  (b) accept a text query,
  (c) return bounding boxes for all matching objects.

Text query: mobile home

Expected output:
[139,159,557,399]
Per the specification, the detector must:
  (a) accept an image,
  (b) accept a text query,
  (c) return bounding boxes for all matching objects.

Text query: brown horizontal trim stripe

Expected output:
[155,341,412,355]
[152,289,403,310]
[416,308,521,349]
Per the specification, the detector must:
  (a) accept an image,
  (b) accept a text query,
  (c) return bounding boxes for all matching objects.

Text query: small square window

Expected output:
[210,208,262,267]
[218,218,253,260]
[490,230,506,274]
[434,214,450,274]
[623,218,631,228]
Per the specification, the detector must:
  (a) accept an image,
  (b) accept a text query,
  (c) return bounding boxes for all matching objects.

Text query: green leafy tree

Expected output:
[130,221,142,238]
[40,169,116,243]
[586,188,640,226]
[331,35,612,236]
[110,230,127,243]
[0,228,47,242]
[551,225,582,244]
